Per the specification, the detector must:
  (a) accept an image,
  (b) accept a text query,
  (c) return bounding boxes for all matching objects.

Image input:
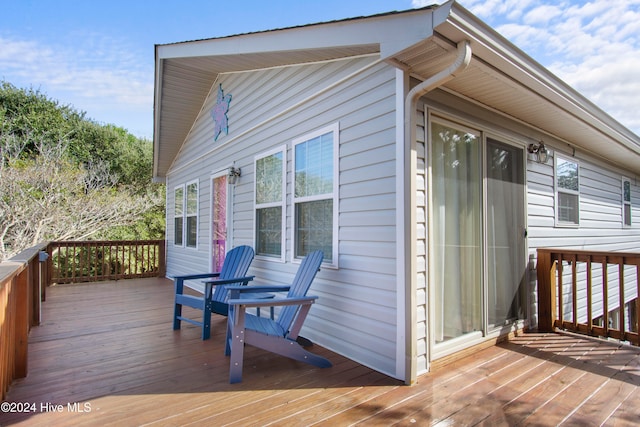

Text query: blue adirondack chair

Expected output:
[225,250,332,383]
[173,245,255,340]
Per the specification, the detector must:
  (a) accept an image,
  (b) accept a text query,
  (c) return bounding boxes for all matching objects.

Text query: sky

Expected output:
[1,0,639,140]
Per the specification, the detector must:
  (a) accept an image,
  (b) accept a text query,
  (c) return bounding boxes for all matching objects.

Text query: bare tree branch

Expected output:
[0,135,161,261]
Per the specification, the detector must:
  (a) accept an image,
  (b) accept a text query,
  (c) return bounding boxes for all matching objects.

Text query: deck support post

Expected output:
[537,249,557,332]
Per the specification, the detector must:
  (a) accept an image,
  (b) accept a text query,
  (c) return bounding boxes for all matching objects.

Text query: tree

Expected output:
[0,137,162,261]
[0,82,165,262]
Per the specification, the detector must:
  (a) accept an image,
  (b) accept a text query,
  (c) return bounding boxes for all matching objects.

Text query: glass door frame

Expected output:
[427,114,529,360]
[210,169,233,272]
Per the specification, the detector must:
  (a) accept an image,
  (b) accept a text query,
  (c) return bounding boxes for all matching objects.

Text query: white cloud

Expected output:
[523,4,563,24]
[411,0,429,7]
[0,34,153,137]
[417,0,640,135]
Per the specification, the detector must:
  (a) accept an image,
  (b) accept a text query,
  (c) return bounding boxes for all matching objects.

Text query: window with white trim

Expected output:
[556,156,579,225]
[623,177,632,227]
[292,124,338,263]
[173,186,184,246]
[255,147,286,259]
[185,180,199,247]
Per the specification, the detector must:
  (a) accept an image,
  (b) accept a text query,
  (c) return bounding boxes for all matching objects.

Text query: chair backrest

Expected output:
[212,245,254,301]
[277,250,324,331]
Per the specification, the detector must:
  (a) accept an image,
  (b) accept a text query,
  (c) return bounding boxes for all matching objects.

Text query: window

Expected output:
[173,186,184,246]
[623,178,632,227]
[185,181,198,247]
[292,124,338,263]
[255,148,285,259]
[556,156,579,225]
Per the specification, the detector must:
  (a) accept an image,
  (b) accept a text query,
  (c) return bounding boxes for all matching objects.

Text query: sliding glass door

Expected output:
[431,119,526,350]
[486,138,527,328]
[432,122,483,343]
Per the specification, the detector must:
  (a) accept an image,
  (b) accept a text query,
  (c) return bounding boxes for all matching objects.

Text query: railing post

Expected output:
[537,249,557,332]
[158,239,166,278]
[14,269,29,379]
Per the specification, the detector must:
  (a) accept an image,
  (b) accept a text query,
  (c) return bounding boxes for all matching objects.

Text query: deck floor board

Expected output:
[2,278,639,426]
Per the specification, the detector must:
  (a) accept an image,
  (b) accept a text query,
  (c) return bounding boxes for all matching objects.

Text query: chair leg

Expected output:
[201,303,211,340]
[173,278,185,330]
[228,305,246,383]
[173,304,182,330]
[245,332,331,368]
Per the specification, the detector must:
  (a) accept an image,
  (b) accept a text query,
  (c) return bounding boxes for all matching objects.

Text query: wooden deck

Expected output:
[2,278,640,426]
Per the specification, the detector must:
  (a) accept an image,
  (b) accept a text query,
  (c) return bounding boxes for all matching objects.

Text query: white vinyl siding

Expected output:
[415,101,428,374]
[529,146,640,332]
[165,56,400,378]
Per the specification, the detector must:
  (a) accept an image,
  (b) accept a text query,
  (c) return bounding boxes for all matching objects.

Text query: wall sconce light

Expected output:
[527,141,549,164]
[228,166,241,184]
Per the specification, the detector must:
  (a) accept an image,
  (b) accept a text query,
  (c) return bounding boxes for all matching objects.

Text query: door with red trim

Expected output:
[211,174,228,271]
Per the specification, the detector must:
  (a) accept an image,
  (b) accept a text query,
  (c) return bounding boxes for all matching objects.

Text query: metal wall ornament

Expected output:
[211,84,232,141]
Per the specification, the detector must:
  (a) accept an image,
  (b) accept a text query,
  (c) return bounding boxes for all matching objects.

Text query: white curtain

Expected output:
[432,122,482,343]
[486,139,526,327]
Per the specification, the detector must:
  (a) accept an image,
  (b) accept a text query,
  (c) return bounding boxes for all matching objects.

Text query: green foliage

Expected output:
[0,81,86,152]
[0,81,165,258]
[0,81,155,187]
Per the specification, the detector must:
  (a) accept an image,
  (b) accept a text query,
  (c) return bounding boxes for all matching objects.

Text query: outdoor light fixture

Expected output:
[228,166,241,184]
[527,141,549,164]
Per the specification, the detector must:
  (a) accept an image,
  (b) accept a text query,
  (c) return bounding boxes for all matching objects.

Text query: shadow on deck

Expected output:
[2,278,640,426]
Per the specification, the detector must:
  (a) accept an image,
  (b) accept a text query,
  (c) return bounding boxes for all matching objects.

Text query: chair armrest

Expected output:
[226,284,291,293]
[203,276,255,286]
[227,295,318,308]
[175,273,222,296]
[175,272,221,280]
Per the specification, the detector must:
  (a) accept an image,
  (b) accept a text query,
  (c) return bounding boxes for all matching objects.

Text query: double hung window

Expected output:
[185,181,198,247]
[174,186,184,246]
[174,181,199,247]
[556,156,580,225]
[292,124,338,263]
[623,178,632,227]
[255,148,286,259]
[253,124,338,264]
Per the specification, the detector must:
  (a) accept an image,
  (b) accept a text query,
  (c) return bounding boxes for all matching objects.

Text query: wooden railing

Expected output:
[1,240,166,400]
[47,240,166,285]
[0,243,46,400]
[537,248,640,346]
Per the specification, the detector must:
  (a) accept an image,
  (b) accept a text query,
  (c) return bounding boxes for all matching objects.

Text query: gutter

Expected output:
[402,40,471,385]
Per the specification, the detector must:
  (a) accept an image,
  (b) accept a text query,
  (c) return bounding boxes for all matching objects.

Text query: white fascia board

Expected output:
[156,9,438,61]
[441,2,640,156]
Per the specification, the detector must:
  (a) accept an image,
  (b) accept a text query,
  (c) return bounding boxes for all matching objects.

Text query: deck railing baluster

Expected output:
[537,248,640,346]
[46,240,165,285]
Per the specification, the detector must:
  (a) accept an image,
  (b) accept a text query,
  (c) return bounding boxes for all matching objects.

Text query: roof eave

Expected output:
[432,2,640,173]
[153,6,443,180]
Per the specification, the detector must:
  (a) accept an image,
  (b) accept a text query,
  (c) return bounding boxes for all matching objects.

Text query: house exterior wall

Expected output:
[165,56,403,378]
[415,88,640,374]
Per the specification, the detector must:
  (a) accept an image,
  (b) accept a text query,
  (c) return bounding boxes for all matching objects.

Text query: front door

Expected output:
[430,119,526,354]
[211,174,228,271]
